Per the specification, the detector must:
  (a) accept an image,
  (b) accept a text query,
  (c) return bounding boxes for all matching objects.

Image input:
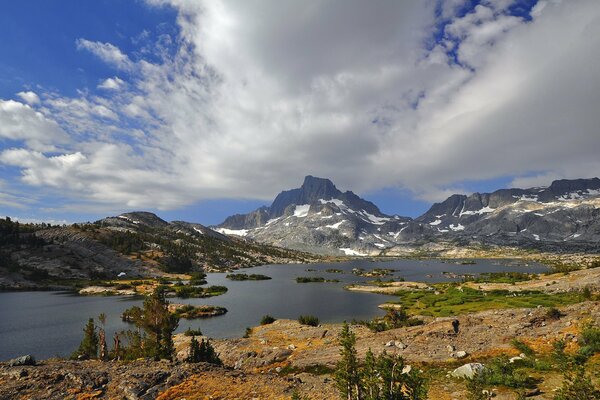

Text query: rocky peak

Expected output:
[269,176,342,217]
[546,177,600,196]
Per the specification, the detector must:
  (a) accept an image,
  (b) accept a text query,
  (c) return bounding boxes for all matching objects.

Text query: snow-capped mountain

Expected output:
[216,176,600,254]
[216,176,413,254]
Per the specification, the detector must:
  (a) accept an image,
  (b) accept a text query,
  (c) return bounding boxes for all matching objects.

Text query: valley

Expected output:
[1,177,600,399]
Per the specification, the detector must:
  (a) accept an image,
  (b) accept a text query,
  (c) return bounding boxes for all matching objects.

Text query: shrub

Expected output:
[260,314,276,325]
[479,356,533,388]
[298,315,319,326]
[578,323,600,360]
[546,307,564,320]
[187,336,222,365]
[511,339,536,358]
[184,327,203,336]
[554,366,600,400]
[243,327,252,338]
[334,323,428,400]
[361,308,423,332]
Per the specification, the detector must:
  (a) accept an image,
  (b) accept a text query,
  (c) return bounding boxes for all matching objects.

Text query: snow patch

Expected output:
[429,219,442,226]
[293,204,311,218]
[325,220,346,229]
[449,224,465,231]
[533,234,540,241]
[216,228,249,236]
[193,227,204,235]
[265,217,281,226]
[460,206,495,217]
[339,248,368,256]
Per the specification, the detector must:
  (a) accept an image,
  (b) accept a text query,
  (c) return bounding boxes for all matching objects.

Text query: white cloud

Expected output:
[76,39,133,70]
[98,77,125,90]
[16,91,40,105]
[1,0,600,212]
[0,99,69,151]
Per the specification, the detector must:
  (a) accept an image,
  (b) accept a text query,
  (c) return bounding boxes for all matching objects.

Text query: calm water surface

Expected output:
[0,258,547,360]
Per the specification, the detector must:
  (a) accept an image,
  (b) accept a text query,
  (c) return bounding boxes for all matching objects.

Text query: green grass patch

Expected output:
[389,286,584,317]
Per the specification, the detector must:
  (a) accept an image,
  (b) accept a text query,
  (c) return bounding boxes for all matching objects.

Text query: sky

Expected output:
[1,0,599,226]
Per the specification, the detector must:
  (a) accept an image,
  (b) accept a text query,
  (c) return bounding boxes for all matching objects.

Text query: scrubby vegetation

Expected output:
[334,322,428,399]
[171,305,227,319]
[463,271,534,284]
[388,285,584,317]
[186,336,222,365]
[86,220,315,272]
[260,314,276,325]
[173,284,228,298]
[74,288,179,361]
[226,273,271,281]
[298,315,319,326]
[358,308,423,332]
[296,276,339,283]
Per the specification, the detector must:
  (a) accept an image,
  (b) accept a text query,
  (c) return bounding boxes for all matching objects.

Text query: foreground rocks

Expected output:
[207,302,600,371]
[2,302,599,399]
[0,359,322,400]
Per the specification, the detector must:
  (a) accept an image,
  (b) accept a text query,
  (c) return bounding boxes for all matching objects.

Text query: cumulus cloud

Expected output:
[98,77,125,90]
[1,0,600,211]
[0,99,69,151]
[16,91,40,105]
[76,39,133,70]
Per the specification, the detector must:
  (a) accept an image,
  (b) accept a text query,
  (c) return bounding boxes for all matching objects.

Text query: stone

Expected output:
[395,342,407,349]
[8,355,36,367]
[451,363,486,379]
[385,341,396,347]
[454,351,468,359]
[446,345,455,352]
[401,365,412,374]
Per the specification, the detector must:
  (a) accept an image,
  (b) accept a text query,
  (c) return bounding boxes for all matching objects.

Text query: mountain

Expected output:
[216,176,600,255]
[417,177,600,250]
[217,176,413,254]
[0,212,315,289]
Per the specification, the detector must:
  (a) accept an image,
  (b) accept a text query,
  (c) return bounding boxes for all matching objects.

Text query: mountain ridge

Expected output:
[215,176,600,254]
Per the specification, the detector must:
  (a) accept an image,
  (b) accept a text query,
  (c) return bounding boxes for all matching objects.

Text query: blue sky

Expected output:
[1,0,599,225]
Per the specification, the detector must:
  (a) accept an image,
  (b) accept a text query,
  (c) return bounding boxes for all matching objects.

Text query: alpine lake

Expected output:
[0,258,548,360]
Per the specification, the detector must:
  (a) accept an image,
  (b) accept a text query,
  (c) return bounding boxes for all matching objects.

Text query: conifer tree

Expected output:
[362,349,380,400]
[187,335,201,363]
[334,322,362,400]
[136,288,179,360]
[72,318,98,359]
[198,338,222,365]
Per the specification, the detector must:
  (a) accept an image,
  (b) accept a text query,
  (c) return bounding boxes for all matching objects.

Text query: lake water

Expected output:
[0,258,547,360]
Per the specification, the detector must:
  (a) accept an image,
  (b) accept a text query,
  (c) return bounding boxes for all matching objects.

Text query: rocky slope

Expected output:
[216,176,600,255]
[0,213,315,289]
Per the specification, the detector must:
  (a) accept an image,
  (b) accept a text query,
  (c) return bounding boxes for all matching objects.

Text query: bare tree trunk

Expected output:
[113,333,120,361]
[99,328,107,360]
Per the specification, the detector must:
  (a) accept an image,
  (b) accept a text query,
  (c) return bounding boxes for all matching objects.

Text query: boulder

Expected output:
[396,342,407,350]
[454,351,468,359]
[8,355,36,367]
[451,363,485,379]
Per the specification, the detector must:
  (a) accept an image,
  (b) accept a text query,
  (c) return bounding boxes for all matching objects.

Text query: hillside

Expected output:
[0,213,316,289]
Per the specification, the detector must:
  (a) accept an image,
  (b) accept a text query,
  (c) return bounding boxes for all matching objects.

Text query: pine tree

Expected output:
[362,349,380,400]
[334,322,362,400]
[198,338,222,365]
[136,288,179,360]
[187,335,201,363]
[72,318,98,360]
